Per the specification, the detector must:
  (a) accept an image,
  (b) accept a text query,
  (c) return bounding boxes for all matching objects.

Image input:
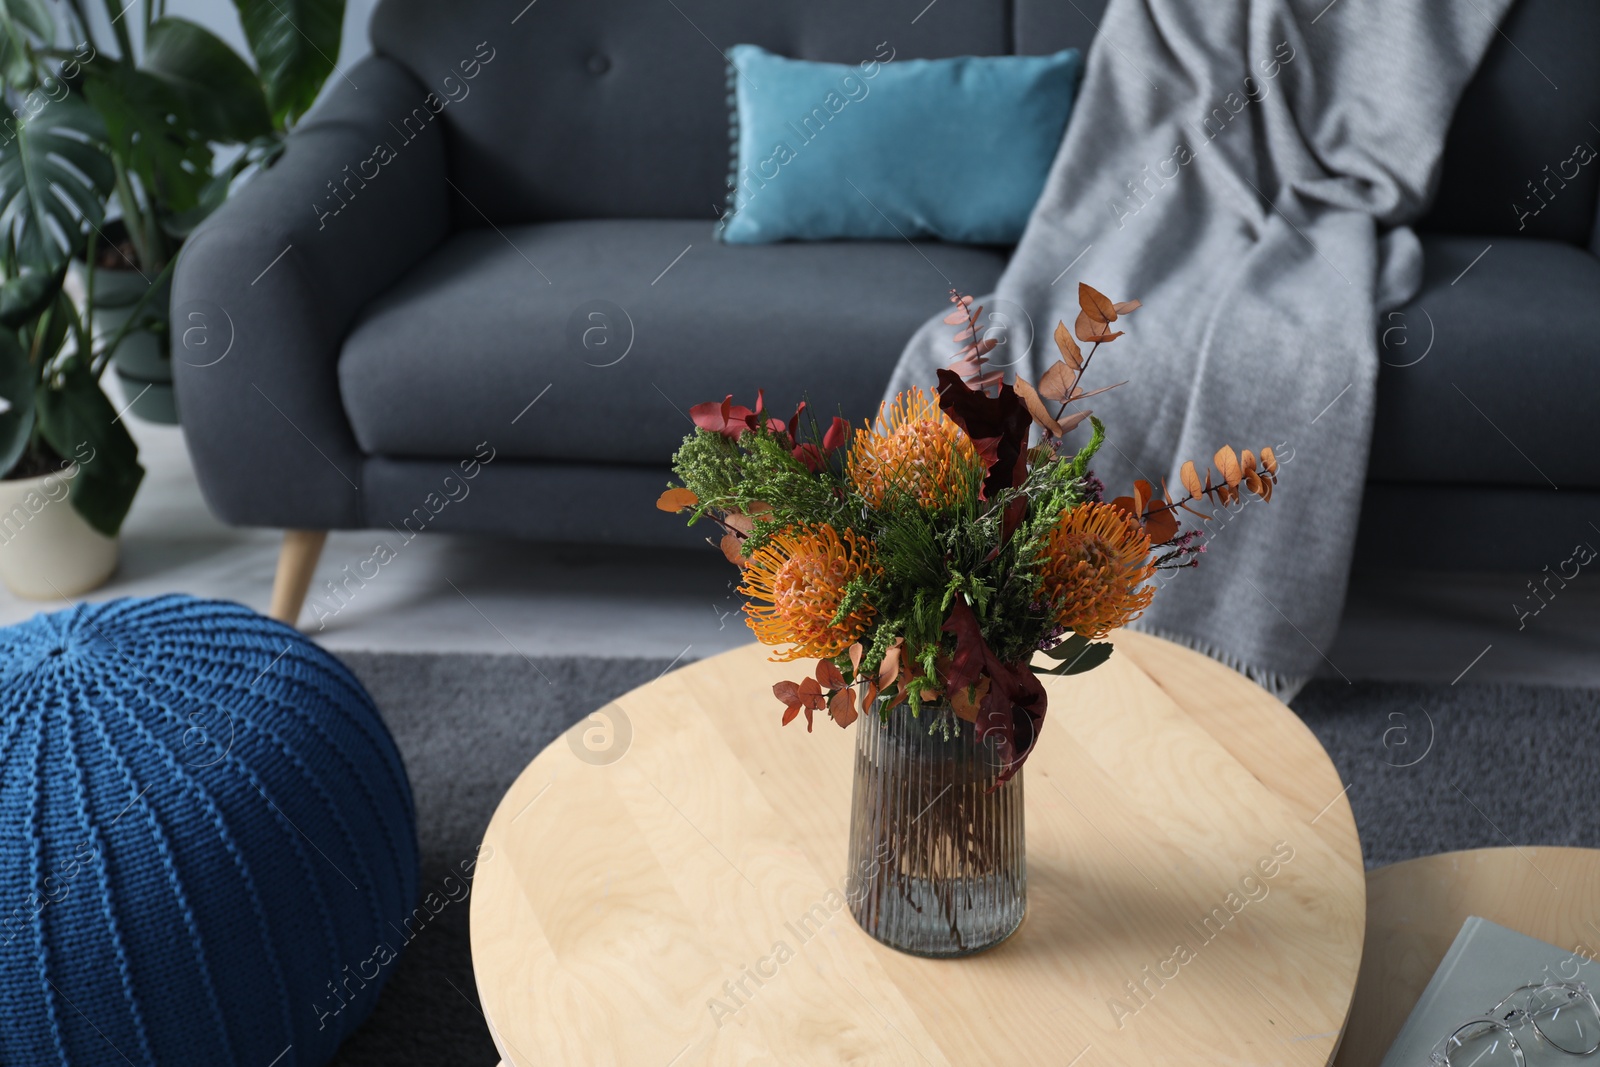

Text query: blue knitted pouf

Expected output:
[0,595,419,1066]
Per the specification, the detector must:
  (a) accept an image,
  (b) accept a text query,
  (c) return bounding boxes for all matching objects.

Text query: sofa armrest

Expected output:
[173,54,449,529]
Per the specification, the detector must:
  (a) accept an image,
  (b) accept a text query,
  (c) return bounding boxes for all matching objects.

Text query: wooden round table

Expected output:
[469,632,1366,1065]
[1335,847,1600,1067]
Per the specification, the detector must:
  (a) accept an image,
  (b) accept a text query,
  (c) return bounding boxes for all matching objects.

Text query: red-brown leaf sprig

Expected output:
[772,639,918,731]
[1009,283,1140,440]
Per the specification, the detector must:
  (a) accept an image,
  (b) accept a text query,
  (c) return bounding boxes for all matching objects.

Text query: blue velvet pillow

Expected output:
[720,44,1082,245]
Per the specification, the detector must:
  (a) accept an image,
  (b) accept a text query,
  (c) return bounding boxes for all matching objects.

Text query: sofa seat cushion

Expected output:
[340,219,1009,464]
[1371,234,1600,489]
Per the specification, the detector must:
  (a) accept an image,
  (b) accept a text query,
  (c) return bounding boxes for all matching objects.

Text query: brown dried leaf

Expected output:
[1056,409,1093,434]
[656,487,699,512]
[1014,376,1063,436]
[1072,381,1129,403]
[949,677,991,723]
[1112,300,1142,316]
[1214,446,1242,488]
[772,680,801,705]
[829,688,858,728]
[1037,360,1077,402]
[1180,460,1203,499]
[719,532,745,567]
[1144,507,1179,545]
[1133,480,1154,516]
[1074,309,1124,343]
[901,655,918,694]
[1053,320,1083,370]
[724,511,755,535]
[1244,468,1265,497]
[1079,282,1117,324]
[849,642,864,675]
[1109,495,1139,520]
[877,645,901,693]
[1260,446,1278,475]
[781,704,801,726]
[1240,449,1257,474]
[942,309,970,325]
[948,356,984,379]
[816,659,845,690]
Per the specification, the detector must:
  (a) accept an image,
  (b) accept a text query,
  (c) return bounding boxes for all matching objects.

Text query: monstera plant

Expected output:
[0,0,343,593]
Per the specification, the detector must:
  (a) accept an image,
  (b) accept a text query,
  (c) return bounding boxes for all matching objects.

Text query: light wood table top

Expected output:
[470,632,1365,1065]
[1335,847,1600,1067]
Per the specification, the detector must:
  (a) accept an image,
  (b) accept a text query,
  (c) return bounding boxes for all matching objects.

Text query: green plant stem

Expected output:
[36,45,90,62]
[78,231,99,371]
[109,156,157,271]
[60,1,95,52]
[100,0,135,61]
[90,256,174,379]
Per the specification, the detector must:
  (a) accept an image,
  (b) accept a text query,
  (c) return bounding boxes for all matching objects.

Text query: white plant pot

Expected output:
[0,467,118,599]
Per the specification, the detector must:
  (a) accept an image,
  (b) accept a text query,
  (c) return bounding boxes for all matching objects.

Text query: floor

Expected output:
[6,418,1600,689]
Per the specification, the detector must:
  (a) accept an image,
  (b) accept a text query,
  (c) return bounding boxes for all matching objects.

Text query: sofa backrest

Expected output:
[371,0,1593,244]
[370,0,1101,225]
[1419,0,1600,245]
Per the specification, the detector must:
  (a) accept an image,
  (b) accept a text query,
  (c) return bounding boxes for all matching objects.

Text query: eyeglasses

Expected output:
[1430,982,1600,1066]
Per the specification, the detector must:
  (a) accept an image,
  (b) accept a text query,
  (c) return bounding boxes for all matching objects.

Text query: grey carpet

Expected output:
[328,653,680,1067]
[1292,679,1600,868]
[323,654,1600,1065]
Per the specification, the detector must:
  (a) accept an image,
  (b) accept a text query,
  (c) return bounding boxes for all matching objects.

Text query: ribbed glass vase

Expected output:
[845,702,1025,957]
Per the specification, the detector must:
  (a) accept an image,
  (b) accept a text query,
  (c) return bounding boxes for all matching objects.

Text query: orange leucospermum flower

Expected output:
[846,387,978,510]
[739,525,879,661]
[1040,502,1157,638]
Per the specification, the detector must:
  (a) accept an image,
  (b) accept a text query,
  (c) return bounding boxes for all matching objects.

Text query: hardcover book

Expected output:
[1380,916,1600,1066]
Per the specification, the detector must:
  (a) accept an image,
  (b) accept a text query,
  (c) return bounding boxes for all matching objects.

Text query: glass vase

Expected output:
[845,701,1025,957]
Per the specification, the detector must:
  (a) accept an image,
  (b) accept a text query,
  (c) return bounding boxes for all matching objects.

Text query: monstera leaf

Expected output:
[143,17,273,143]
[0,266,60,329]
[234,0,346,128]
[35,353,143,537]
[0,0,53,85]
[0,325,32,477]
[0,95,114,272]
[82,64,210,217]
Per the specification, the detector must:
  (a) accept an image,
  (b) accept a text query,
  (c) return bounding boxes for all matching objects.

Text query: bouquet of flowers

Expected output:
[659,284,1278,783]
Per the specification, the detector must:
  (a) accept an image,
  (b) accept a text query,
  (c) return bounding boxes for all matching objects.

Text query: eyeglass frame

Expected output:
[1428,980,1600,1066]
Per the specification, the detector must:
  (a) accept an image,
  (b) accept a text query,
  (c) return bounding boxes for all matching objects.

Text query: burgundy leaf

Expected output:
[791,443,825,473]
[940,599,1047,787]
[986,496,1030,560]
[935,369,1032,500]
[822,416,849,453]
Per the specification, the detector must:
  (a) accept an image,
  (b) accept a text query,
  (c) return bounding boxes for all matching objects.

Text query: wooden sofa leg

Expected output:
[269,530,328,626]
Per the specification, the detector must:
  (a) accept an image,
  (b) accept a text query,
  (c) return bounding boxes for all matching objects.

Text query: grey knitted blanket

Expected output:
[885,0,1511,695]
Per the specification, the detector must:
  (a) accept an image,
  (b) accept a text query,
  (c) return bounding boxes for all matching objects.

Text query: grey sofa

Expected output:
[172,0,1600,623]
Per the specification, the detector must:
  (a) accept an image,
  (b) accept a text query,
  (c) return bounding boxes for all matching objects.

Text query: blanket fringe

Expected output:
[1128,622,1308,704]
